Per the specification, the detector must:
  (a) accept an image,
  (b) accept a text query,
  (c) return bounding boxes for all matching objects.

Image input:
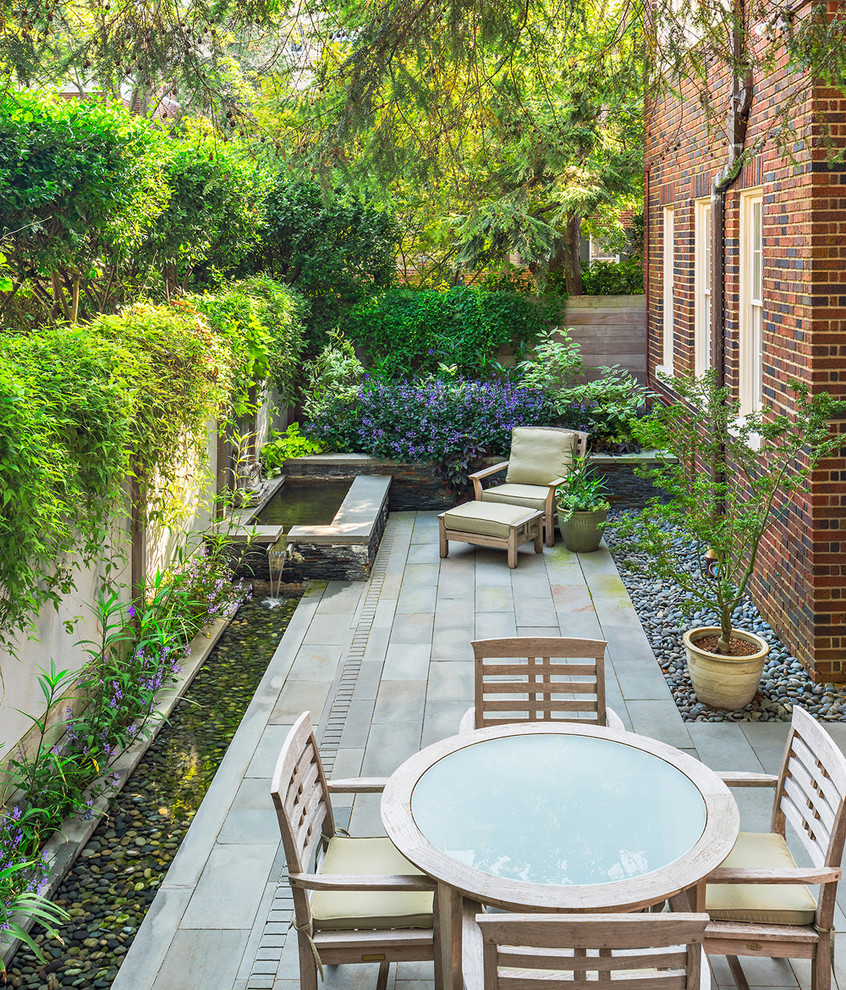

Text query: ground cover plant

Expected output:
[0,525,251,971]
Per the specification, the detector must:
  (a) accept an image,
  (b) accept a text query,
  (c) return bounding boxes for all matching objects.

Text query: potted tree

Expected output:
[556,457,611,552]
[623,371,842,710]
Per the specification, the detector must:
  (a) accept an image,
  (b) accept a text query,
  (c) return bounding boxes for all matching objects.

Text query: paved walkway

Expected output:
[112,511,846,990]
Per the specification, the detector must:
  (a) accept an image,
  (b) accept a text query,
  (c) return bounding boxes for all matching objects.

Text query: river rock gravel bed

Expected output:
[603,511,846,723]
[4,595,299,990]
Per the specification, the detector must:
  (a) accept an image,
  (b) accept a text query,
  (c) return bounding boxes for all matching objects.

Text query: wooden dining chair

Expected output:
[469,427,589,547]
[704,706,846,990]
[270,712,436,990]
[459,636,626,733]
[463,912,711,990]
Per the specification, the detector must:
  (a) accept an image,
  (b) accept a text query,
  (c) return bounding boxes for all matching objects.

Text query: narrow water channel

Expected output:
[5,595,299,990]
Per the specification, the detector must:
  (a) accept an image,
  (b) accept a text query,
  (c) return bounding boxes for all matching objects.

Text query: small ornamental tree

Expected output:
[622,371,844,654]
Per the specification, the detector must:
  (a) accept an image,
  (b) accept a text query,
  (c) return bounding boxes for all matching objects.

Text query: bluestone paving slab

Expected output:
[363,622,392,660]
[318,581,364,613]
[513,598,559,627]
[351,660,385,701]
[246,723,292,778]
[373,680,427,723]
[556,611,604,638]
[401,562,441,589]
[361,722,423,775]
[339,699,377,748]
[611,657,674,700]
[475,611,517,638]
[739,721,791,772]
[476,585,515,612]
[515,625,561,637]
[269,680,333,722]
[287,644,344,681]
[180,842,279,929]
[427,660,473,702]
[301,611,354,645]
[397,584,438,614]
[151,929,248,990]
[407,542,441,564]
[390,611,435,644]
[626,699,693,750]
[382,642,431,679]
[217,777,281,844]
[422,701,468,747]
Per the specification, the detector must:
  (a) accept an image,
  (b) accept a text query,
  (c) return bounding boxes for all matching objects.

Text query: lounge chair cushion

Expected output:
[505,428,576,486]
[311,836,433,930]
[481,484,549,512]
[443,501,536,539]
[706,831,817,926]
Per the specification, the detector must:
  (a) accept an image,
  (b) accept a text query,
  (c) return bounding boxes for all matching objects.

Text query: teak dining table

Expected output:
[381,721,739,990]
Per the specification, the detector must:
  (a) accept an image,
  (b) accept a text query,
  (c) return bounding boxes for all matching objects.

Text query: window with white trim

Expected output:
[739,189,764,415]
[660,206,675,376]
[694,198,712,376]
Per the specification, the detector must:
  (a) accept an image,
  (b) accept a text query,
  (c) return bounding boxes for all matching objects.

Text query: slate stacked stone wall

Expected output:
[285,497,390,582]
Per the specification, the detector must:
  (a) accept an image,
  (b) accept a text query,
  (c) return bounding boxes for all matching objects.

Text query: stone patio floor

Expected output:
[111,510,846,990]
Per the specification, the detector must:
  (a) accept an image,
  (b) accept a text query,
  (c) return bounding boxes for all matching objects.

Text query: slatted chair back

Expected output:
[477,913,709,990]
[771,705,846,927]
[271,712,336,928]
[471,637,610,730]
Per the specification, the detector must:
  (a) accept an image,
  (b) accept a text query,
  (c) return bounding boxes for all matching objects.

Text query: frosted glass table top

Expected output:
[409,733,706,887]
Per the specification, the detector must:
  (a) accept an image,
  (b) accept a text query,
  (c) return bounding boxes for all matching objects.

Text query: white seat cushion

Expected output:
[505,428,575,485]
[706,831,817,926]
[443,500,537,539]
[311,836,433,931]
[481,484,549,512]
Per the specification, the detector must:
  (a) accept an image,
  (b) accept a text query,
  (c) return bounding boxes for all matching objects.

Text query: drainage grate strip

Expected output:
[247,518,400,989]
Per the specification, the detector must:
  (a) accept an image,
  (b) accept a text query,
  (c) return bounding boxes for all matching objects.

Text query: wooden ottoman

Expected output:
[438,501,543,569]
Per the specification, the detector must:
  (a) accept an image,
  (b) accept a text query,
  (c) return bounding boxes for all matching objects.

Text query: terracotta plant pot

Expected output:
[557,506,608,553]
[683,626,769,710]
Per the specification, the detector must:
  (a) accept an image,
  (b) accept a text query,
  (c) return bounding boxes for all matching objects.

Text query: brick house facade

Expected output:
[644,24,846,681]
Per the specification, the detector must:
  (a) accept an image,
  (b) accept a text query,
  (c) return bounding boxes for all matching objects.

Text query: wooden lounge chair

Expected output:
[704,706,846,990]
[469,427,589,547]
[270,712,435,990]
[458,636,626,733]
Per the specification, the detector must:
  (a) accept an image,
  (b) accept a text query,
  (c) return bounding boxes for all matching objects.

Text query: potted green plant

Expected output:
[623,371,842,710]
[556,456,611,552]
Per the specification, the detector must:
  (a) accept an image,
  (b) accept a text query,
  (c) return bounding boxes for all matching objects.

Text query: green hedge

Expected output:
[0,277,300,645]
[346,286,561,379]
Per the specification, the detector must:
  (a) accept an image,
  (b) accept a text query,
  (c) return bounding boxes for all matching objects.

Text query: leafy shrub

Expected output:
[563,367,652,449]
[147,127,270,297]
[0,327,133,641]
[518,327,583,395]
[346,286,560,379]
[0,94,269,326]
[246,178,400,352]
[260,424,324,477]
[580,257,644,295]
[299,333,366,449]
[191,275,304,408]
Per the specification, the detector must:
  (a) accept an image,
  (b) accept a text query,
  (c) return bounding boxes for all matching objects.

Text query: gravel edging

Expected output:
[603,510,846,723]
[0,616,230,968]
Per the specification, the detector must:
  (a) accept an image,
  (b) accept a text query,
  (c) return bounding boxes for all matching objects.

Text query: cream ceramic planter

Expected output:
[683,626,769,710]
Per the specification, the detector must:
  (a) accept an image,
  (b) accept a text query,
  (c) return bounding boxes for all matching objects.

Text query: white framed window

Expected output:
[659,206,675,376]
[694,198,712,376]
[739,189,764,415]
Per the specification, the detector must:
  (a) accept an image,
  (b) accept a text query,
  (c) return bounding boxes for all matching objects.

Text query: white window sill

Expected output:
[655,365,675,381]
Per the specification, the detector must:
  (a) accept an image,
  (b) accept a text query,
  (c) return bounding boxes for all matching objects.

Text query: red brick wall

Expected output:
[645,38,846,681]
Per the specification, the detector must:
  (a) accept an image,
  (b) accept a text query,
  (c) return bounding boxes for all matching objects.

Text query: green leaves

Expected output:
[622,371,846,649]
